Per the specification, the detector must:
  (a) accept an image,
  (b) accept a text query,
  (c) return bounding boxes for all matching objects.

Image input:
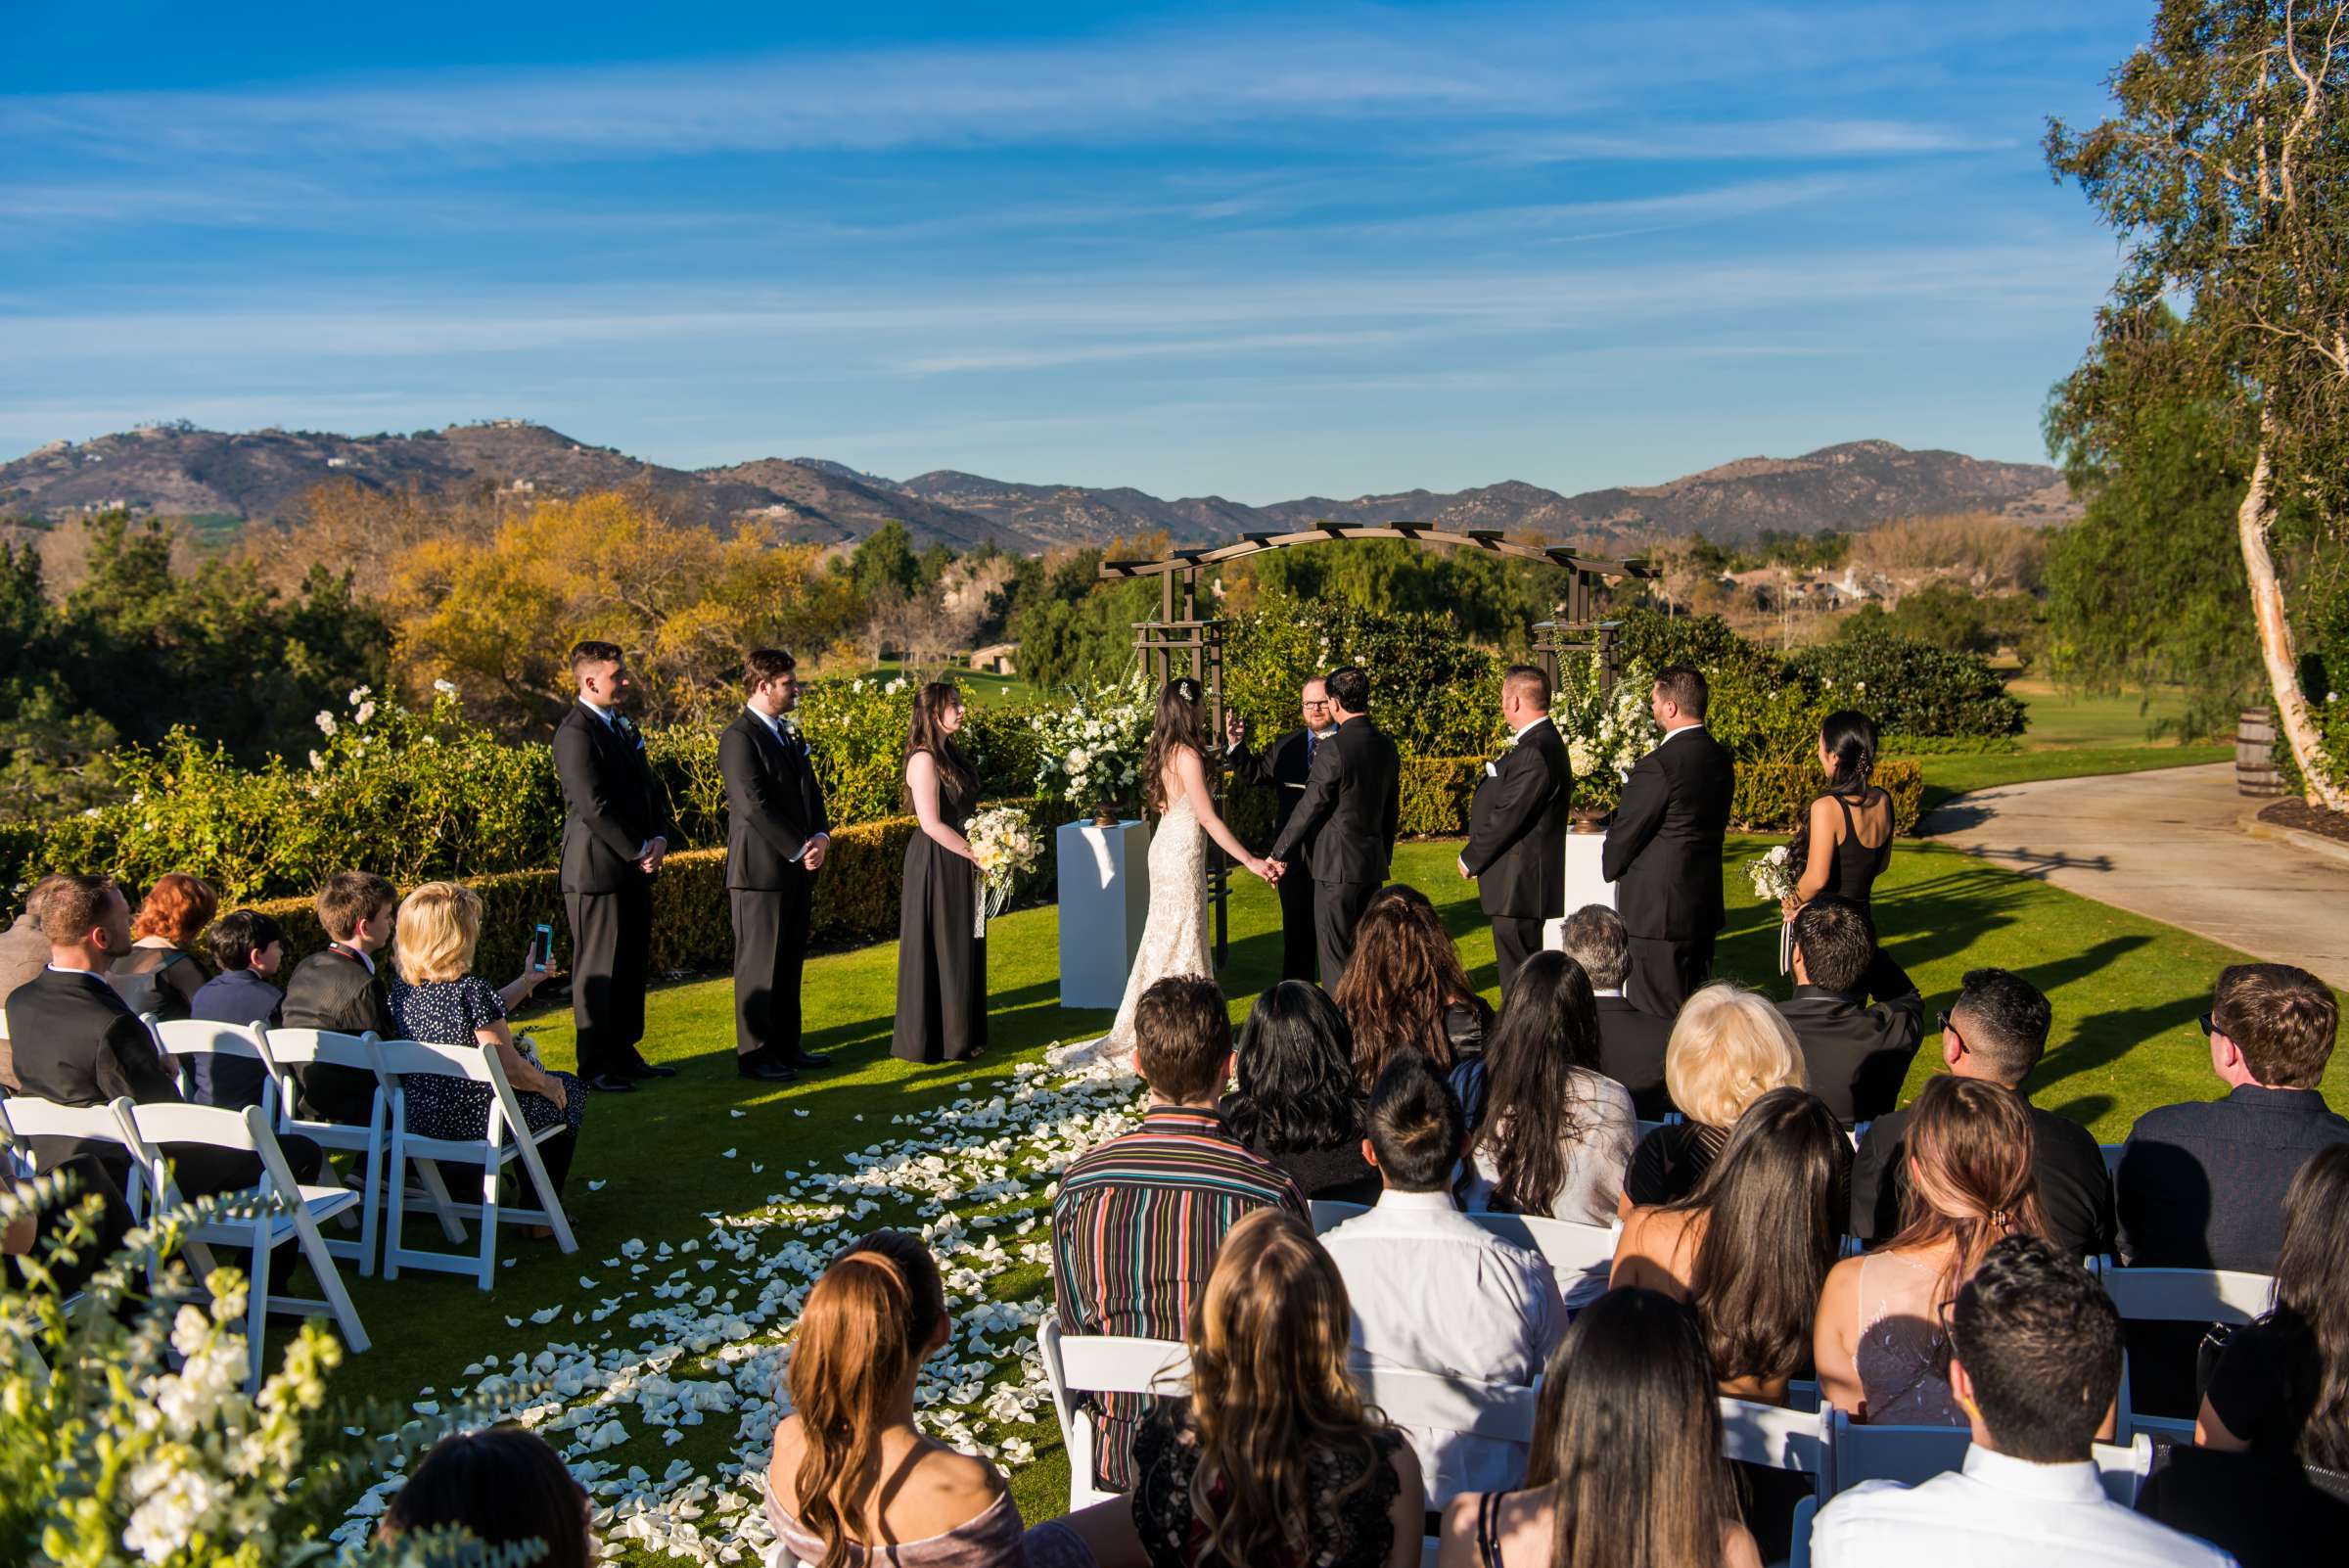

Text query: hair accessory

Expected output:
[1174,677,1201,703]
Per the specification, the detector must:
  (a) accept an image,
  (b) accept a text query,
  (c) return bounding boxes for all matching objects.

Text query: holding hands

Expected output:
[1252,856,1285,884]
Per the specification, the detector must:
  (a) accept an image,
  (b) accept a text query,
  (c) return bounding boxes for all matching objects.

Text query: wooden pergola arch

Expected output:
[1098,523,1654,966]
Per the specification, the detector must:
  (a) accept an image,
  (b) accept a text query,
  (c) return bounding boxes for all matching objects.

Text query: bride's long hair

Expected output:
[1141,676,1210,814]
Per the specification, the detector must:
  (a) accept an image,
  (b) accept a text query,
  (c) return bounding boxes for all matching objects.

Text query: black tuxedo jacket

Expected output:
[1595,993,1676,1121]
[1463,717,1574,920]
[4,967,184,1168]
[1228,727,1323,846]
[1267,716,1401,886]
[721,710,831,891]
[555,702,676,894]
[278,945,393,1123]
[1601,726,1734,942]
[1773,954,1926,1126]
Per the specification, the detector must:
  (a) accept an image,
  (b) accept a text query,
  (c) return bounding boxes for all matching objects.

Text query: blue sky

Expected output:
[1,2,2150,501]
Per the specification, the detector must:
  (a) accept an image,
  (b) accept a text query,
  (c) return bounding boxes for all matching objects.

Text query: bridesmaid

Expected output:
[892,682,987,1063]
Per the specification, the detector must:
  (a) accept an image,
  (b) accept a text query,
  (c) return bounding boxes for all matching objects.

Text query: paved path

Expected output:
[1919,762,2349,989]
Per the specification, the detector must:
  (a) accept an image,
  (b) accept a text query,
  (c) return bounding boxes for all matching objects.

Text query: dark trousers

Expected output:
[566,880,652,1079]
[1626,932,1714,1020]
[731,875,811,1059]
[1276,869,1319,984]
[1315,880,1379,992]
[1493,916,1545,996]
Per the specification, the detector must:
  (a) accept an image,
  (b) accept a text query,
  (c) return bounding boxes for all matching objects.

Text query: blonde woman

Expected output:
[1619,983,1808,1216]
[1130,1208,1423,1568]
[389,883,585,1213]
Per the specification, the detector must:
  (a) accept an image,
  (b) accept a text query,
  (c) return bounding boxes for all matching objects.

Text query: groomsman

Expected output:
[1459,665,1573,995]
[1223,676,1337,983]
[1602,664,1735,1018]
[1266,666,1401,989]
[554,640,677,1093]
[721,648,833,1084]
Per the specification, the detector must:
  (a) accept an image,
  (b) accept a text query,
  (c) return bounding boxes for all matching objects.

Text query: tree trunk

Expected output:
[2237,424,2349,810]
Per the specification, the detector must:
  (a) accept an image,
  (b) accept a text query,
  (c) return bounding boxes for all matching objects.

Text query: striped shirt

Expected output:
[1050,1104,1308,1489]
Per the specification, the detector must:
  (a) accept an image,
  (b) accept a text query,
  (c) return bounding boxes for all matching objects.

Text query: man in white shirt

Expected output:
[1320,1049,1566,1506]
[1811,1234,2234,1568]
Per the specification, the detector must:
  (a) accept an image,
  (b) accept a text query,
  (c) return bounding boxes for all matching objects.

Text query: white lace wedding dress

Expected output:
[1047,789,1212,1072]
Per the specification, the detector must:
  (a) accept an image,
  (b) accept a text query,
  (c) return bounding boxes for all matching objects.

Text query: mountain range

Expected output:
[0,420,2078,553]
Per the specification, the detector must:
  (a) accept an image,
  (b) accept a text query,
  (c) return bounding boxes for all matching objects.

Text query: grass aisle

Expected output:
[311,835,2341,1561]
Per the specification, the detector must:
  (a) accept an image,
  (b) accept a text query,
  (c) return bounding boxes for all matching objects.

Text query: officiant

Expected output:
[1224,676,1338,983]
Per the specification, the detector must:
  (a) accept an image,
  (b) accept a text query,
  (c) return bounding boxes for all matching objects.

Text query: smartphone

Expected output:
[531,923,555,972]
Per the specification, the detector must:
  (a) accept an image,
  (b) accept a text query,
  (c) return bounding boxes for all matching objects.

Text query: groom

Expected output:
[1266,666,1401,989]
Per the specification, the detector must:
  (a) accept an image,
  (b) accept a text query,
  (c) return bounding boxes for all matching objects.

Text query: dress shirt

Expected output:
[2118,1084,2349,1271]
[341,943,376,974]
[1812,1445,2234,1568]
[1050,1105,1306,1490]
[1319,1187,1566,1504]
[1508,715,1549,745]
[1657,721,1707,746]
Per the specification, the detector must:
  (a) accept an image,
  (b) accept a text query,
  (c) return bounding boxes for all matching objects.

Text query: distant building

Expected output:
[970,643,1019,676]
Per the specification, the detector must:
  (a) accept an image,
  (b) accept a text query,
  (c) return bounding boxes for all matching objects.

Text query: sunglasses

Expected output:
[2198,1011,2217,1038]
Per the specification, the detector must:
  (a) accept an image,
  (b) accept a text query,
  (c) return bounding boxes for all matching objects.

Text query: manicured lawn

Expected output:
[301,832,2342,1558]
[854,662,1036,705]
[1899,678,2232,814]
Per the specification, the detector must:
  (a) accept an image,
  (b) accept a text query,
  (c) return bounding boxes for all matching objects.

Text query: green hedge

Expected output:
[1789,629,2026,739]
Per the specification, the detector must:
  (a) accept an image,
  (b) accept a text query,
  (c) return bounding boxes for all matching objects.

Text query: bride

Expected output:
[1050,677,1276,1070]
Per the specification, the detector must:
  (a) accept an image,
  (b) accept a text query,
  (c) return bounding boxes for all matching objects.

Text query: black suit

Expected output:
[278,944,392,1125]
[1853,1096,2117,1260]
[1462,717,1573,994]
[1594,993,1676,1121]
[1266,715,1401,989]
[1601,725,1734,1017]
[1773,954,1926,1127]
[1227,727,1327,983]
[554,701,676,1080]
[721,708,829,1061]
[4,967,318,1197]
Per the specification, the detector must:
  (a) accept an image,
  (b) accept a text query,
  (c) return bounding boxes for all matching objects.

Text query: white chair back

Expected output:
[1721,1397,1827,1484]
[1825,1409,1970,1496]
[2093,1434,2155,1506]
[1036,1311,1191,1512]
[2094,1262,2277,1323]
[1309,1199,1367,1232]
[1355,1364,1540,1447]
[153,1019,283,1116]
[0,1094,139,1153]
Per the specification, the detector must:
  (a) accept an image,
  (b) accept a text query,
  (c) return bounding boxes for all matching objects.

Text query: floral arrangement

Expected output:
[966,807,1043,932]
[1746,843,1799,904]
[1029,678,1151,816]
[1550,655,1660,814]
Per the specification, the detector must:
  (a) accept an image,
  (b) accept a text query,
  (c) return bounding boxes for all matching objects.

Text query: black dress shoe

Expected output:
[621,1059,677,1080]
[736,1054,797,1083]
[585,1073,638,1093]
[778,1047,832,1068]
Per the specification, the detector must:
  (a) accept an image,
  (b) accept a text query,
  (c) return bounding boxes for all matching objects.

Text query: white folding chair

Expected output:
[112,1099,372,1392]
[1462,1211,1622,1306]
[1358,1363,1542,1566]
[153,1019,283,1123]
[1824,1408,1970,1496]
[1309,1198,1368,1232]
[1036,1310,1191,1511]
[374,1038,577,1288]
[2093,1260,2276,1442]
[1725,1398,1828,1568]
[262,1026,431,1276]
[0,1093,148,1217]
[2093,1433,2156,1506]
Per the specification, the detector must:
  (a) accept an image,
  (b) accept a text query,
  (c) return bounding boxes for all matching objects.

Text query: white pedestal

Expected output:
[1543,829,1616,951]
[1057,819,1153,1010]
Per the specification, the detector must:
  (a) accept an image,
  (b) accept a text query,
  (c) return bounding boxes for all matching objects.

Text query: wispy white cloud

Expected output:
[900,328,1424,375]
[1453,118,2018,164]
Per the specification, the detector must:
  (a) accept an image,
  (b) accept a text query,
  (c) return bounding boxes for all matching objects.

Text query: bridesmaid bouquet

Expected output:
[1746,845,1800,972]
[967,807,1042,935]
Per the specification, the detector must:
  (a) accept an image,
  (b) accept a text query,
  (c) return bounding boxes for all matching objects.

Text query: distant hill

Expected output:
[0,422,2077,553]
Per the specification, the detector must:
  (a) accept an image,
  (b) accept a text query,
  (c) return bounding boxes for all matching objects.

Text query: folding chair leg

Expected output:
[288,1197,370,1355]
[243,1220,272,1397]
[514,1130,576,1257]
[355,1114,386,1278]
[475,1159,500,1291]
[383,1130,407,1281]
[413,1159,468,1243]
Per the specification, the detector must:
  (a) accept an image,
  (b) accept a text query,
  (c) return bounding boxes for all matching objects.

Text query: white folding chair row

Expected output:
[1821,1408,2152,1505]
[1308,1200,1623,1303]
[0,1094,151,1220]
[2092,1258,2276,1442]
[1036,1313,1192,1512]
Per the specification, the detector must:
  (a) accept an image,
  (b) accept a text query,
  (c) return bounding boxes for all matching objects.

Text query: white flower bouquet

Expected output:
[1551,654,1660,813]
[1746,843,1798,904]
[967,807,1042,934]
[1030,678,1152,815]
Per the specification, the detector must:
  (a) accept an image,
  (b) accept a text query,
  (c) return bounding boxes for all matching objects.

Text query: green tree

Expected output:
[848,521,923,602]
[1876,580,1996,656]
[2048,1,2349,805]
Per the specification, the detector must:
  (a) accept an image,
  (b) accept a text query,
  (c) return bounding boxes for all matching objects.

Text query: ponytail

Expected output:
[789,1231,946,1568]
[1888,1077,2047,1313]
[1819,709,1878,798]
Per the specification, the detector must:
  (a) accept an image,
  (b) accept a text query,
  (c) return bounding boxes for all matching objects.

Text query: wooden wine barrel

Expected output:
[2237,707,2290,798]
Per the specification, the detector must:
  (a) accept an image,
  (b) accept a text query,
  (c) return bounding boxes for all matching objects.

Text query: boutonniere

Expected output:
[617,714,644,749]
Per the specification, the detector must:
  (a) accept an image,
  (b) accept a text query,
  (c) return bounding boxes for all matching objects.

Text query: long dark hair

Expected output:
[1141,676,1209,814]
[382,1427,591,1568]
[1472,950,1607,1215]
[1789,708,1880,876]
[1332,885,1481,1082]
[789,1231,949,1568]
[1525,1289,1739,1568]
[1226,981,1364,1155]
[2273,1143,2349,1469]
[902,682,974,807]
[1669,1087,1845,1388]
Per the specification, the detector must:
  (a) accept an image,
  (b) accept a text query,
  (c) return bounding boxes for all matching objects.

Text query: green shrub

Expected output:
[1790,629,2026,738]
[1223,597,1503,760]
[1736,757,1926,837]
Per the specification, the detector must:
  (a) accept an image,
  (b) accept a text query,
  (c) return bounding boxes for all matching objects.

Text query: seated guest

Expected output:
[1811,1235,2229,1568]
[2,1151,137,1305]
[186,908,287,1110]
[381,1427,593,1568]
[1852,967,2115,1259]
[1622,984,1808,1213]
[1815,1076,2046,1426]
[6,875,318,1196]
[1133,1208,1425,1568]
[387,883,579,1209]
[1560,902,1675,1120]
[1773,895,1922,1127]
[1335,884,1493,1082]
[2119,961,2347,1273]
[0,874,69,1089]
[1051,975,1307,1493]
[279,869,399,1126]
[1612,1086,1847,1405]
[1456,950,1635,1226]
[107,871,218,1023]
[1223,980,1378,1204]
[2137,1141,2349,1568]
[1321,1050,1565,1502]
[1438,1288,1762,1568]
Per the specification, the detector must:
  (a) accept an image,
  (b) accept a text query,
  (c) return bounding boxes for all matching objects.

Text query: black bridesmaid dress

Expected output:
[891,767,987,1063]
